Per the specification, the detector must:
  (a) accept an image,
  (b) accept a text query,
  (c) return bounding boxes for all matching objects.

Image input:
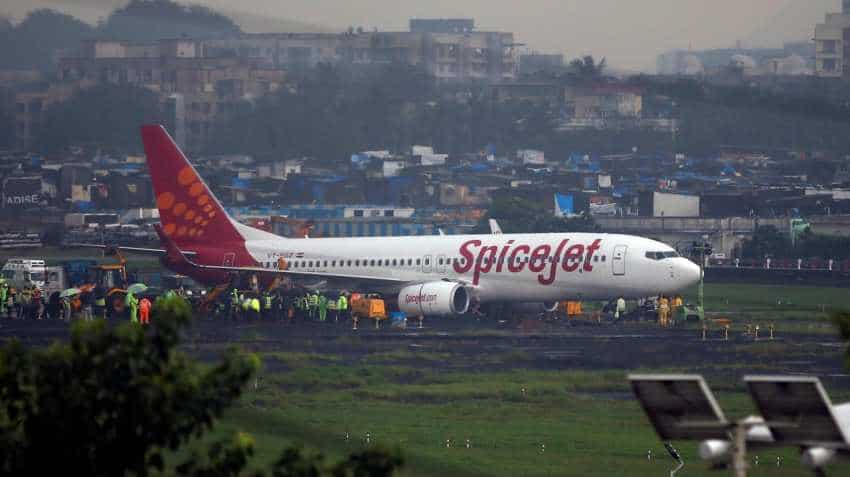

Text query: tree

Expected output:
[100,0,241,42]
[567,55,606,84]
[0,9,95,71]
[37,83,164,153]
[475,196,599,234]
[0,296,403,476]
[0,96,13,150]
[738,225,791,260]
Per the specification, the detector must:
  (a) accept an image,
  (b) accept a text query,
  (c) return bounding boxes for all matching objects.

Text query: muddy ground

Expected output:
[2,316,846,392]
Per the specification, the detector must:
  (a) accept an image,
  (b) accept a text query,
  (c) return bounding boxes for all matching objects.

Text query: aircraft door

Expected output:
[612,245,627,276]
[222,252,236,267]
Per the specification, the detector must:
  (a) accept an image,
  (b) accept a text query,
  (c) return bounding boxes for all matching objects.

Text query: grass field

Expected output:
[196,348,846,477]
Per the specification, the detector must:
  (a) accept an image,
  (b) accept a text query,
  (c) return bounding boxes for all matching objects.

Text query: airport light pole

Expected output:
[691,241,712,321]
[664,442,684,477]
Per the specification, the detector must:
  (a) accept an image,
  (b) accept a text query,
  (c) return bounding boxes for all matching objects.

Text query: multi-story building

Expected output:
[814,1,850,78]
[47,20,517,151]
[196,20,517,83]
[58,39,287,151]
[14,81,91,150]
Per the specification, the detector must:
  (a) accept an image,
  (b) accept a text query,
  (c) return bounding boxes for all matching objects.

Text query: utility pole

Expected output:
[733,422,748,477]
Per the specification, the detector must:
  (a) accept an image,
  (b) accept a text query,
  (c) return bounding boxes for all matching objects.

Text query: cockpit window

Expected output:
[646,251,679,260]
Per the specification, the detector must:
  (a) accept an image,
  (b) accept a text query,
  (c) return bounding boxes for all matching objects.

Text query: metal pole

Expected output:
[733,422,748,477]
[670,459,684,477]
[698,244,705,321]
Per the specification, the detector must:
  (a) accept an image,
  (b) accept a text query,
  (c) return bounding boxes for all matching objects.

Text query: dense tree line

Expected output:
[0,0,241,73]
[0,9,94,72]
[37,84,164,153]
[740,225,850,260]
[633,77,850,154]
[0,295,402,476]
[210,62,559,160]
[100,0,241,43]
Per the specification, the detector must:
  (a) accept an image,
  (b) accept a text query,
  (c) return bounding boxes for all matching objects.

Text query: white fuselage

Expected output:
[243,232,701,303]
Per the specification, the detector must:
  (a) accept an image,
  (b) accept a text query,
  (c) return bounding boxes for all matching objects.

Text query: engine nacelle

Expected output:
[510,301,559,314]
[802,447,837,469]
[698,440,731,463]
[398,282,470,317]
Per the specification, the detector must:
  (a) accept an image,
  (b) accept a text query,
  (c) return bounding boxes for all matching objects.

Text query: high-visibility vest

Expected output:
[337,295,348,310]
[264,295,272,309]
[95,297,106,307]
[309,294,318,306]
[251,298,261,312]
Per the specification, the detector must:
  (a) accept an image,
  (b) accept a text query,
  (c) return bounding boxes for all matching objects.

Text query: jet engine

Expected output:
[398,282,470,317]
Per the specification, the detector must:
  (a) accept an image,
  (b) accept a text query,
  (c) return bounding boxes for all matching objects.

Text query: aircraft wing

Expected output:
[67,243,198,257]
[153,225,407,286]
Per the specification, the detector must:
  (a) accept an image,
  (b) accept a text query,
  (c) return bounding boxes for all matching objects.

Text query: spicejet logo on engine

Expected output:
[454,239,603,286]
[405,293,438,305]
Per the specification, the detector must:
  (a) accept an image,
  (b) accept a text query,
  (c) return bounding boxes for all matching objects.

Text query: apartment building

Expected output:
[814,1,850,78]
[58,39,287,151]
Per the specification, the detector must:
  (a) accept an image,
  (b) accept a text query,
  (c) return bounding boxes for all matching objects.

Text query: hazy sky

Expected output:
[3,0,838,71]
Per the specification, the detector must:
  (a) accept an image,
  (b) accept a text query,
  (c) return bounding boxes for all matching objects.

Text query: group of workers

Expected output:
[606,295,684,326]
[0,278,164,324]
[0,281,46,320]
[654,295,684,327]
[219,287,350,323]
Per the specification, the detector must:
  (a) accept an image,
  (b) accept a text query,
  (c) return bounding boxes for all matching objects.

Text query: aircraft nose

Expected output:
[680,259,702,287]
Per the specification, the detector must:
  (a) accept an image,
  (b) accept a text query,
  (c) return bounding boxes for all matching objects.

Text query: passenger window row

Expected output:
[259,253,608,270]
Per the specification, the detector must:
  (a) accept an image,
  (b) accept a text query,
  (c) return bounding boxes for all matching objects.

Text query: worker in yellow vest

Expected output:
[337,293,348,322]
[658,295,670,327]
[250,296,261,320]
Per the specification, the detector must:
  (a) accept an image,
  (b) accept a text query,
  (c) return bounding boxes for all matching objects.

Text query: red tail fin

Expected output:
[141,125,243,249]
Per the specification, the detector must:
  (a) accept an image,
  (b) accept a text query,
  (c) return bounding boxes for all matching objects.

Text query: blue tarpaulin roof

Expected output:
[554,193,574,216]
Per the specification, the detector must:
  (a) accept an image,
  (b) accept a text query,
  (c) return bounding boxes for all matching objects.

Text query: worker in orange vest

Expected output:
[139,297,152,325]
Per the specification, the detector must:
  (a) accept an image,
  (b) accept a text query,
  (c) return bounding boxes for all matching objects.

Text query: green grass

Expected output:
[180,343,848,477]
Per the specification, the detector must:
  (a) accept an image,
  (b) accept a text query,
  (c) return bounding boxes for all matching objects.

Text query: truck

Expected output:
[1,258,47,290]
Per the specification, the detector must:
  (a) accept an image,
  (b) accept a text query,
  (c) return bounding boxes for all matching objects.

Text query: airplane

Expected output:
[117,125,702,318]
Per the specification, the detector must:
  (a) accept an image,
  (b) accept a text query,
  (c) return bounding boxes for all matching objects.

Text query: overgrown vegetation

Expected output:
[740,225,850,260]
[37,84,165,153]
[0,296,402,476]
[0,0,240,73]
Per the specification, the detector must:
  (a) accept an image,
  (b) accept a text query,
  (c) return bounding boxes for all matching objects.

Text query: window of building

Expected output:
[823,40,838,54]
[353,209,364,217]
[384,210,394,217]
[824,58,838,71]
